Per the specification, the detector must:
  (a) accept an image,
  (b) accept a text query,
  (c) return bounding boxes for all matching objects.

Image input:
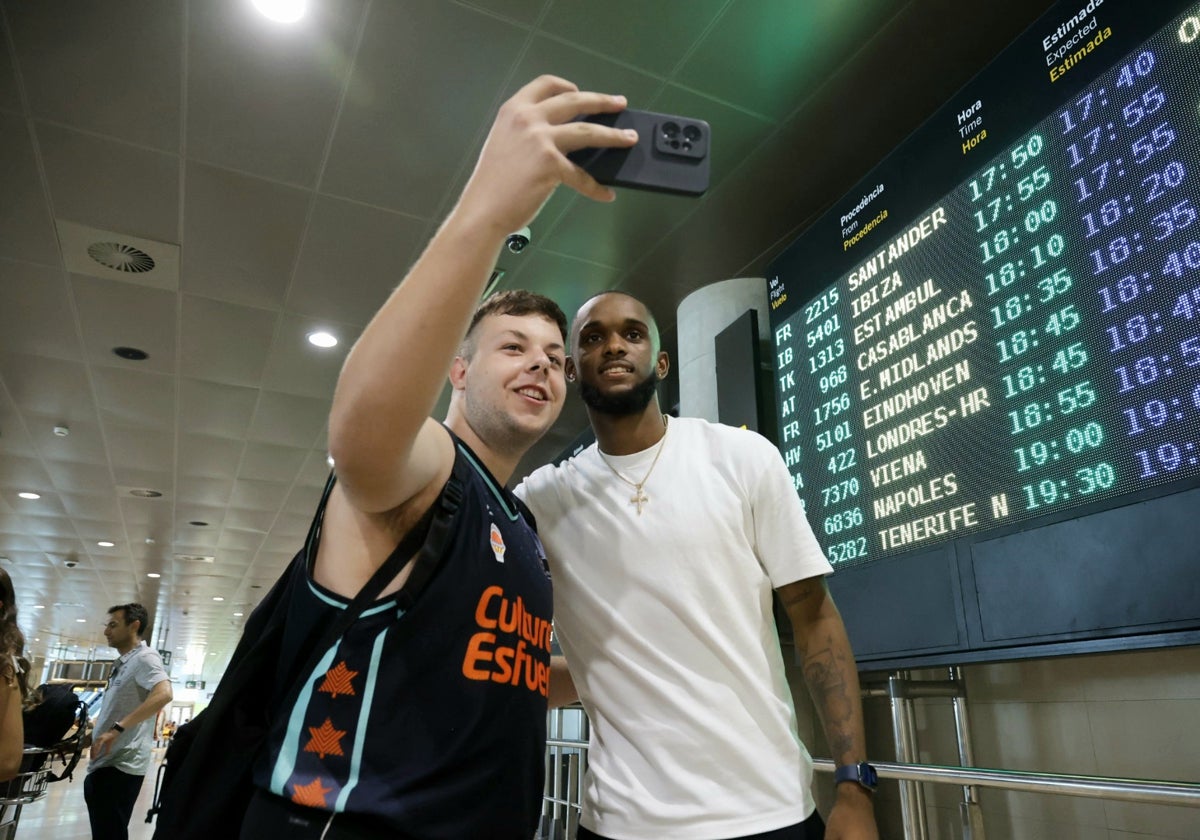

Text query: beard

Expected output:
[580,369,659,416]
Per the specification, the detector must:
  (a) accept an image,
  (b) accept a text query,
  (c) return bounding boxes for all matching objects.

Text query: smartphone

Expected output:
[567,109,710,196]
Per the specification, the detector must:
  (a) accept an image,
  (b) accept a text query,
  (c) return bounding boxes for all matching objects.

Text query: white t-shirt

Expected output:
[90,641,169,776]
[517,417,832,839]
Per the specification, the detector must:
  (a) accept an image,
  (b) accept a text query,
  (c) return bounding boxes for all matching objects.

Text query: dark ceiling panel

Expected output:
[538,0,729,77]
[186,0,367,186]
[320,0,527,216]
[4,0,183,151]
[680,0,902,121]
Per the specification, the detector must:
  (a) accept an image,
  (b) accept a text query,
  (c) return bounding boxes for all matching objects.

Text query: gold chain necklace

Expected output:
[597,415,670,515]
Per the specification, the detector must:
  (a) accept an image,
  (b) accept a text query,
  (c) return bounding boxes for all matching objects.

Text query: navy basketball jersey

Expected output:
[253,434,553,838]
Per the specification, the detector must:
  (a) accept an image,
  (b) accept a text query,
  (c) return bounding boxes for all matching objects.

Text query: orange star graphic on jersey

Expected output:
[304,718,347,760]
[291,776,333,808]
[319,661,359,698]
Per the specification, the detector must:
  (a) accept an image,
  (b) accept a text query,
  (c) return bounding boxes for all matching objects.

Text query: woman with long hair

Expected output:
[0,568,26,781]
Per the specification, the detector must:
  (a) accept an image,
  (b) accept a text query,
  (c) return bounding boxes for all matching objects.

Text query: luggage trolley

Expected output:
[0,747,53,839]
[0,696,91,838]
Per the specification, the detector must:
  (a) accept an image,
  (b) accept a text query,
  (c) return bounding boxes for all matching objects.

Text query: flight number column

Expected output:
[803,286,869,565]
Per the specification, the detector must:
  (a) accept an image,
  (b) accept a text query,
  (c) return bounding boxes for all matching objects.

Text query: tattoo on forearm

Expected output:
[802,634,857,761]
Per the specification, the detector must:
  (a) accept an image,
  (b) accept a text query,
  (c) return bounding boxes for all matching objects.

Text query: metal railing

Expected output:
[539,730,1200,840]
[811,758,1200,807]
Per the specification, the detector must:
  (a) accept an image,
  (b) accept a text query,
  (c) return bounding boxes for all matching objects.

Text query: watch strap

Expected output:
[834,761,878,791]
[110,722,125,733]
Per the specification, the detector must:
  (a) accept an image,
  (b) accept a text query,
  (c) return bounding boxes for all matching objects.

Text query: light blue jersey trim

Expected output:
[306,580,346,609]
[305,581,397,617]
[456,443,520,521]
[334,624,390,811]
[270,645,339,796]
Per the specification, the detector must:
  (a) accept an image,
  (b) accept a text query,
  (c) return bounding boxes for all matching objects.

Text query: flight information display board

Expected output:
[769,0,1200,571]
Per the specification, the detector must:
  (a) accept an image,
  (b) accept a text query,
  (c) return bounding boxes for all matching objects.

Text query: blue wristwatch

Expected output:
[834,761,878,792]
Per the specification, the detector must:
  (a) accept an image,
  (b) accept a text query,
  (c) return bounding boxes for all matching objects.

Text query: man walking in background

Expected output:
[86,602,172,840]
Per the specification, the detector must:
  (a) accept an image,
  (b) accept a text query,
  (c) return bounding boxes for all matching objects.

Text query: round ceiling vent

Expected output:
[87,242,155,273]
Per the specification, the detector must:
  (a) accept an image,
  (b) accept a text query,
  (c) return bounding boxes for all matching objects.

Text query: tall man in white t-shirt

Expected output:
[518,292,879,840]
[87,602,173,839]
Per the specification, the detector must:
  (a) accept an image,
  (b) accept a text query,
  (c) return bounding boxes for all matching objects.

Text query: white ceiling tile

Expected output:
[0,406,36,457]
[92,366,176,431]
[0,533,47,553]
[229,478,289,513]
[283,484,324,516]
[259,312,348,399]
[0,452,54,492]
[213,550,252,570]
[0,260,83,362]
[109,468,174,498]
[0,111,61,266]
[178,378,258,441]
[181,162,310,309]
[296,450,332,488]
[186,0,367,186]
[59,492,121,522]
[67,519,121,544]
[104,424,174,475]
[26,415,109,466]
[180,295,276,387]
[70,274,179,376]
[38,122,180,244]
[44,461,115,495]
[0,354,93,423]
[239,442,306,483]
[4,0,183,150]
[247,390,329,449]
[174,476,234,508]
[216,528,265,551]
[222,508,275,534]
[258,532,303,556]
[177,434,242,479]
[270,511,312,539]
[171,534,221,552]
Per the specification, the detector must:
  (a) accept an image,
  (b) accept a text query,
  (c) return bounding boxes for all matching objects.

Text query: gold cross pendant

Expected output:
[630,488,648,515]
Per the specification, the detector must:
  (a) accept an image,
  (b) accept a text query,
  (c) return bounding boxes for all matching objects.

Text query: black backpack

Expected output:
[21,683,89,780]
[23,683,82,748]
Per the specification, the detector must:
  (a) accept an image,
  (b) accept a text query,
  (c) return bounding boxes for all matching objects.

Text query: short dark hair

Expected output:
[109,603,150,639]
[462,290,568,357]
[572,290,661,348]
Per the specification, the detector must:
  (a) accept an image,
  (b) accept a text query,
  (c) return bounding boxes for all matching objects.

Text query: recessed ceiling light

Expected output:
[32,605,44,610]
[307,330,338,348]
[76,618,87,623]
[52,425,70,437]
[18,492,40,500]
[213,596,224,602]
[97,541,115,547]
[253,0,307,23]
[233,612,244,617]
[112,346,149,361]
[147,573,161,579]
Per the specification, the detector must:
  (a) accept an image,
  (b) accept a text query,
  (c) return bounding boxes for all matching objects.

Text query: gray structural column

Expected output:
[676,277,770,421]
